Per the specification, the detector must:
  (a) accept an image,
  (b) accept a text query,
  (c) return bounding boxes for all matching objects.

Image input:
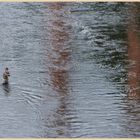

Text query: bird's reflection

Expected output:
[2,83,11,96]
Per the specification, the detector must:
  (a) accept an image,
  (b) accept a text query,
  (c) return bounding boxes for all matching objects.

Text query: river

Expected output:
[0,2,140,137]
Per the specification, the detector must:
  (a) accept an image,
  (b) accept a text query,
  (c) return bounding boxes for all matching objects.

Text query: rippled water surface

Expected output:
[0,2,140,137]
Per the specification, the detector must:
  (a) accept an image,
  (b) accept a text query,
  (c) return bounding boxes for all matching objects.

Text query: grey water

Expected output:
[0,2,140,137]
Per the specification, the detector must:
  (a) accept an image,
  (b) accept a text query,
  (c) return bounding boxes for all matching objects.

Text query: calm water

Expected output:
[0,2,140,137]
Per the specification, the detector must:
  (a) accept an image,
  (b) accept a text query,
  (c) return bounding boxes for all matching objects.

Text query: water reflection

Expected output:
[48,3,70,94]
[122,99,140,137]
[0,2,140,137]
[120,5,140,137]
[71,3,140,137]
[47,3,71,137]
[2,83,11,96]
[127,4,140,98]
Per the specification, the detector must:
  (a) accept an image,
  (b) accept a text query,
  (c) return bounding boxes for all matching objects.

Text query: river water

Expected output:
[0,2,140,137]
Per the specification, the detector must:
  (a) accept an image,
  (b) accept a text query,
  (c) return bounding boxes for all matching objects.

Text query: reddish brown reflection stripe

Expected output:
[127,6,140,97]
[48,3,71,95]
